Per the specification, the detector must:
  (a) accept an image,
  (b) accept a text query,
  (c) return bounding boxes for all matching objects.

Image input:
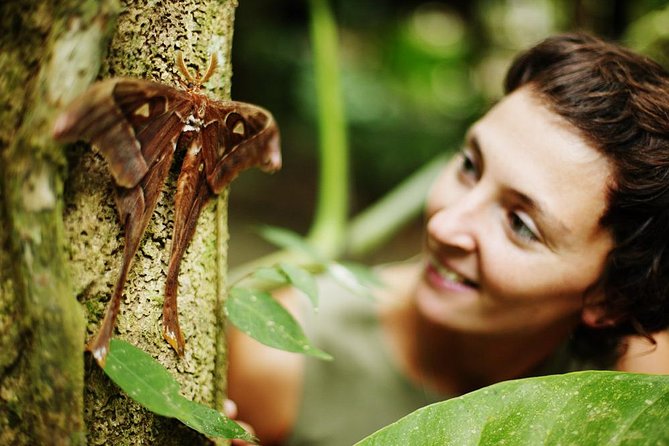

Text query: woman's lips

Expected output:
[424,256,479,292]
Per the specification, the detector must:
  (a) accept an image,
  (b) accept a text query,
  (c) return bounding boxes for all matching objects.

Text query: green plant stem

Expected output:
[306,0,349,259]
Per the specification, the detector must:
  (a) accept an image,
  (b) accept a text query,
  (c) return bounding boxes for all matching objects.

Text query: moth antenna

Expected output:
[176,51,197,85]
[199,53,218,85]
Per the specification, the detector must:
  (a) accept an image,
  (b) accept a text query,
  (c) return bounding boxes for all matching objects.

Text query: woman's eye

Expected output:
[459,151,478,179]
[508,212,538,243]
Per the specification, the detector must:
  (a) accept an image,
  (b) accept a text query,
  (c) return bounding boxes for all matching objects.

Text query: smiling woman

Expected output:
[418,88,614,339]
[227,33,669,446]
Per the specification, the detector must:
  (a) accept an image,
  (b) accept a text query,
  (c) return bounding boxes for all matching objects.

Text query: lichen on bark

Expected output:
[1,0,119,444]
[63,0,237,444]
[1,0,238,444]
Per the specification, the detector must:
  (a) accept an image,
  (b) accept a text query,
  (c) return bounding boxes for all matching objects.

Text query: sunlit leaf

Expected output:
[103,339,254,442]
[257,225,323,261]
[226,287,332,360]
[355,371,669,446]
[339,261,383,287]
[279,262,319,309]
[327,262,375,300]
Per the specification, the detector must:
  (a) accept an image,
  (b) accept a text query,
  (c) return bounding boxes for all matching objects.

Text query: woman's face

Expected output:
[416,87,614,336]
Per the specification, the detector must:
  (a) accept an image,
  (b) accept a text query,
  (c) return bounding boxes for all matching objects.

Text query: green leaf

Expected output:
[103,339,254,442]
[355,371,669,446]
[252,266,290,287]
[327,262,375,300]
[279,262,319,309]
[338,261,383,288]
[257,225,324,261]
[226,287,332,360]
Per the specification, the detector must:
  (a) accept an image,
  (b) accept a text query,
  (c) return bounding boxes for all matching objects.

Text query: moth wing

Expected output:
[111,80,193,168]
[80,81,191,365]
[53,78,191,188]
[201,101,281,195]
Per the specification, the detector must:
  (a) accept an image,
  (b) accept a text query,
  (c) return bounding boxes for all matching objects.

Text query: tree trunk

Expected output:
[0,0,236,444]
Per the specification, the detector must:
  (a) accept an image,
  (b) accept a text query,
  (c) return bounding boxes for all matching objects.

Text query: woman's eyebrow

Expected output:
[467,132,572,239]
[513,190,572,239]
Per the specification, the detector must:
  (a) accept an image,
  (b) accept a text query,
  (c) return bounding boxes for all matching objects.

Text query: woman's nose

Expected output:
[426,192,481,253]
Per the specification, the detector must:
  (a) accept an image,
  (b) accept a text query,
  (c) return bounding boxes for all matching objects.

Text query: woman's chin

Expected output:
[414,280,471,329]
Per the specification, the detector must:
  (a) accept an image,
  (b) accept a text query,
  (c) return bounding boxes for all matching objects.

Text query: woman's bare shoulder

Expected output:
[227,287,306,445]
[616,330,669,374]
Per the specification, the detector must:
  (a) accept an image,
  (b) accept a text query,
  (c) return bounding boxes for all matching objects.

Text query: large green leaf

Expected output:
[356,371,669,445]
[103,339,254,442]
[226,287,332,360]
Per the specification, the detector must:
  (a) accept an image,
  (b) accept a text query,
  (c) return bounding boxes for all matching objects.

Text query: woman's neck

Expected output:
[407,302,575,394]
[378,264,577,395]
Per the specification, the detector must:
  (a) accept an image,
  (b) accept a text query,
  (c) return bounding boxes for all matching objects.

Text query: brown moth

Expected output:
[53,52,281,366]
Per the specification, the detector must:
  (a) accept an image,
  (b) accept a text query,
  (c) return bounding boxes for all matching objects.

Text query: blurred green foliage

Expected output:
[228,0,669,263]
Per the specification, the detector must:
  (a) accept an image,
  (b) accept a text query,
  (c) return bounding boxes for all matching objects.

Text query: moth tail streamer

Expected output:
[162,264,186,357]
[87,278,127,367]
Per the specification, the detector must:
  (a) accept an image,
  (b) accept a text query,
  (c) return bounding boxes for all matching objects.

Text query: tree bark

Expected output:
[0,0,236,444]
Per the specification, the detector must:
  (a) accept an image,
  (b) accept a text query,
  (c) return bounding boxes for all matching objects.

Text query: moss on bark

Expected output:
[68,1,236,444]
[0,1,119,444]
[1,0,236,444]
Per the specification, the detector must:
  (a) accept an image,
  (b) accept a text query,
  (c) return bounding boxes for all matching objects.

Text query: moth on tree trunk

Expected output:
[53,52,282,366]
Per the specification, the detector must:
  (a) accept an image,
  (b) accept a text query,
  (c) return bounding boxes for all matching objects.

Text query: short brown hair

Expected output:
[505,33,669,362]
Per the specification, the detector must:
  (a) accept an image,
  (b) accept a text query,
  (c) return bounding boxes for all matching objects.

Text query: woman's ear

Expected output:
[581,294,618,328]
